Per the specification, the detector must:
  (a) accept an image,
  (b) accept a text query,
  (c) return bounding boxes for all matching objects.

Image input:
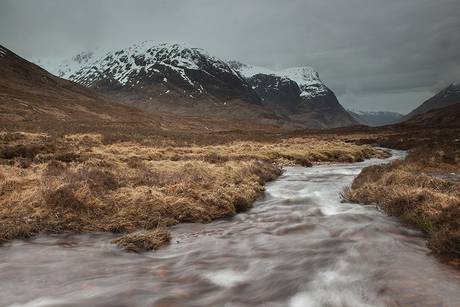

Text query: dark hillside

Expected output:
[398,84,460,123]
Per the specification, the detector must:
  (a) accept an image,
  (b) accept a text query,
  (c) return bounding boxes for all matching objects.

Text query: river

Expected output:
[2,150,460,307]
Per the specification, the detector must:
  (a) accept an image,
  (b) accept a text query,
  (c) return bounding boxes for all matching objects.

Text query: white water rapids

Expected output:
[2,150,460,306]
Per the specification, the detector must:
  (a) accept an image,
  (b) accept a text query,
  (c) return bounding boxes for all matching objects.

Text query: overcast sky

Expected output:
[1,0,459,114]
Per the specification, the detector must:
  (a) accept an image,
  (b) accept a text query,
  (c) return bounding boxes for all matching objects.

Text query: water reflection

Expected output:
[2,150,460,306]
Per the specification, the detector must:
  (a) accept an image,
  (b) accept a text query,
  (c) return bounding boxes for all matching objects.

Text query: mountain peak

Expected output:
[228,60,357,128]
[55,40,285,125]
[68,40,235,87]
[277,67,322,86]
[346,108,404,117]
[228,61,326,99]
[48,41,358,129]
[228,61,321,85]
[435,83,460,98]
[398,83,460,123]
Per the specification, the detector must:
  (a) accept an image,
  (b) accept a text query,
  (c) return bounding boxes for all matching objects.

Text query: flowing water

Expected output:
[2,150,460,307]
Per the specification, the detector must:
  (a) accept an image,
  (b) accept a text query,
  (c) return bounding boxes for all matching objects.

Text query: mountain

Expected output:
[345,110,372,126]
[227,61,358,129]
[55,50,100,79]
[62,41,285,127]
[346,108,404,126]
[0,44,160,126]
[397,83,460,123]
[402,102,460,127]
[55,41,359,129]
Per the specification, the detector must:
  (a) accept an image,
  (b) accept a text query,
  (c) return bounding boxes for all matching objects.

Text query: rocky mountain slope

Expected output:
[0,44,160,126]
[402,102,460,127]
[61,41,284,127]
[54,41,357,129]
[227,61,358,129]
[397,83,460,123]
[346,108,403,126]
[55,50,102,79]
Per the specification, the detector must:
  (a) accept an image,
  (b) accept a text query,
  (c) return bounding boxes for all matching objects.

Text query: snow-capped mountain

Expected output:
[32,58,65,73]
[69,41,238,87]
[228,61,327,99]
[55,49,102,79]
[346,108,404,126]
[228,61,357,128]
[51,40,358,128]
[31,47,106,77]
[59,41,284,126]
[397,83,460,123]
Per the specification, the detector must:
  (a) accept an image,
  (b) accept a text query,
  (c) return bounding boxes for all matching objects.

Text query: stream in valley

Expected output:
[2,150,460,306]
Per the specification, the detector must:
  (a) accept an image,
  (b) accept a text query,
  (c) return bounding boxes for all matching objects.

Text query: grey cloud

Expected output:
[1,0,459,113]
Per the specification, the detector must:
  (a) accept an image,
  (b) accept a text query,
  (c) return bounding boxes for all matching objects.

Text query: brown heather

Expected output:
[110,229,172,253]
[342,143,460,255]
[0,131,388,252]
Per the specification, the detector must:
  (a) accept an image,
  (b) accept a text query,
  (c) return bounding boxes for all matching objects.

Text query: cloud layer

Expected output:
[1,0,459,113]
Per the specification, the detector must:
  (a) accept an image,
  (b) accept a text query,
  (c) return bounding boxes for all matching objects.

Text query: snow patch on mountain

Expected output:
[346,108,404,118]
[67,41,236,88]
[54,49,105,79]
[43,42,329,103]
[0,46,7,57]
[228,61,327,99]
[346,108,404,126]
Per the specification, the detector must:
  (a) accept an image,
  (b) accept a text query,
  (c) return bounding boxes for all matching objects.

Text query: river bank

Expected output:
[342,142,460,255]
[0,131,390,250]
[3,150,460,306]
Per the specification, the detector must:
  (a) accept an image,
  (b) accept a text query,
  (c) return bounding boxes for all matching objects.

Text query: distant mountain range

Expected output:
[23,40,460,130]
[49,41,357,129]
[346,83,460,127]
[346,109,404,126]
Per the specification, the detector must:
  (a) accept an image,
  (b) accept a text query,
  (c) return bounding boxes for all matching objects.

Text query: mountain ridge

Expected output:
[0,44,160,126]
[401,102,460,127]
[0,44,288,134]
[397,83,460,123]
[58,41,288,127]
[228,61,358,128]
[346,108,404,126]
[47,41,358,129]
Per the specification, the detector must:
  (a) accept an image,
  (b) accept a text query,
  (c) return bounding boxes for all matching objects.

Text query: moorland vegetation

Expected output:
[2,43,459,256]
[0,124,390,252]
[340,125,460,255]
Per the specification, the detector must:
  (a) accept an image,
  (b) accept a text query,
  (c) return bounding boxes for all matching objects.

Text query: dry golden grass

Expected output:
[342,143,460,255]
[111,228,172,253]
[0,131,389,251]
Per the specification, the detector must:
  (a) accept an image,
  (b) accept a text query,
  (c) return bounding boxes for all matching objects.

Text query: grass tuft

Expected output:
[111,228,172,253]
[45,186,84,211]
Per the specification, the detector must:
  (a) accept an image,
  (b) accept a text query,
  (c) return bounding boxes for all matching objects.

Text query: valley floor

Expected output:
[1,123,459,257]
[0,129,389,252]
